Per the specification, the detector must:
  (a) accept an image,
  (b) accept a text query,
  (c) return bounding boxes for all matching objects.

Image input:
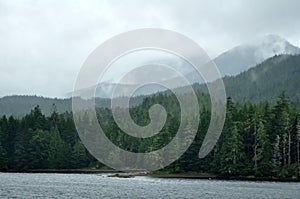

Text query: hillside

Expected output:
[0,96,71,117]
[193,54,300,103]
[223,54,300,102]
[0,95,146,117]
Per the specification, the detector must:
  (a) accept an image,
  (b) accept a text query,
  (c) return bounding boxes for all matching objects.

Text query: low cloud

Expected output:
[0,0,299,97]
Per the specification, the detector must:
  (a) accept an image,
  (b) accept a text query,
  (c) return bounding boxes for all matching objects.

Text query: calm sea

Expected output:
[0,173,299,198]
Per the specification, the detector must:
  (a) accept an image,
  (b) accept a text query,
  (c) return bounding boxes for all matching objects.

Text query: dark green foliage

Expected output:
[0,54,299,175]
[253,120,272,176]
[71,140,88,168]
[0,92,299,177]
[0,107,87,171]
[0,143,7,170]
[29,129,50,169]
[220,124,245,175]
[48,128,71,169]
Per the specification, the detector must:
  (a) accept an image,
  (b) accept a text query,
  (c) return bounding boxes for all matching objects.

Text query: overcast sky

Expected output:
[0,0,299,98]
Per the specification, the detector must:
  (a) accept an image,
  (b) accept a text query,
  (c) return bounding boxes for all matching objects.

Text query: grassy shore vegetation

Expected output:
[0,92,300,179]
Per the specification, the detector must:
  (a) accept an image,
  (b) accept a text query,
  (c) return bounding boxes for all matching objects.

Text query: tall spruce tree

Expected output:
[71,140,88,168]
[48,127,70,169]
[220,124,245,175]
[253,120,272,176]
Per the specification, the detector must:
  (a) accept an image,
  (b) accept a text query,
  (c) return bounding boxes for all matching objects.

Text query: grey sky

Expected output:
[0,0,299,97]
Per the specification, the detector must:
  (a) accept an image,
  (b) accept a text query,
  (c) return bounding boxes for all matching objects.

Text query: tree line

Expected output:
[0,92,300,178]
[0,106,96,171]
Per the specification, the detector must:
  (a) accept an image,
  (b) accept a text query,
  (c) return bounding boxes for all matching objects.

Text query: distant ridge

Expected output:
[0,95,145,117]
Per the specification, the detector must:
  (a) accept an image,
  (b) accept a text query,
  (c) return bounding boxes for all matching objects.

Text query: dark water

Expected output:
[0,173,299,199]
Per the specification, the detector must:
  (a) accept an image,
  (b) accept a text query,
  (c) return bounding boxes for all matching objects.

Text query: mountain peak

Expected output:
[214,34,300,76]
[257,34,286,42]
[248,34,299,56]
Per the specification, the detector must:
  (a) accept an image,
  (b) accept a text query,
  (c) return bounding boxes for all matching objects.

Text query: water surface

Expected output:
[0,173,299,198]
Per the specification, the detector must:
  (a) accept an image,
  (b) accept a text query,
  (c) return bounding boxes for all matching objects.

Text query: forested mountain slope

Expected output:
[195,54,300,103]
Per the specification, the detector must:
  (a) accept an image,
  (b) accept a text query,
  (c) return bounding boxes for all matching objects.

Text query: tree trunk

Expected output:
[297,137,300,176]
[283,133,287,167]
[253,120,257,170]
[288,132,291,166]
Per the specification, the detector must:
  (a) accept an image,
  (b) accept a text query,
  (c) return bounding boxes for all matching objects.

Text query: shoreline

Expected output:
[136,173,300,182]
[2,168,119,174]
[1,169,299,182]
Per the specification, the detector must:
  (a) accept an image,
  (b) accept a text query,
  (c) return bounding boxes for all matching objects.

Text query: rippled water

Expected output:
[0,173,299,198]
